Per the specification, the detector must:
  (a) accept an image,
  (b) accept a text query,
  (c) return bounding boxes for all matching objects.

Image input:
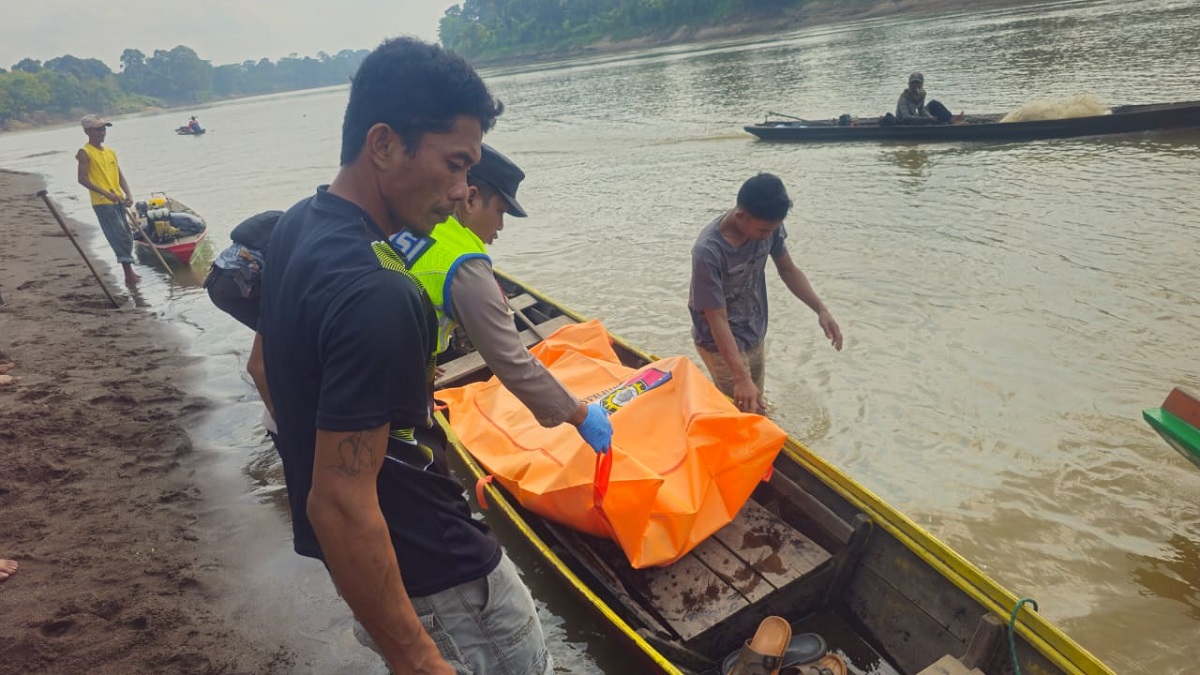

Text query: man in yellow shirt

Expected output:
[76,114,139,285]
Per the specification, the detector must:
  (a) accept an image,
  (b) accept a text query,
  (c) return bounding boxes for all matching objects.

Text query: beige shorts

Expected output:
[694,341,766,399]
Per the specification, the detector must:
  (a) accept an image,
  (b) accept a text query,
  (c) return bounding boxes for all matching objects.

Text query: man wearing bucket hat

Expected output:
[895,72,955,125]
[391,143,614,455]
[75,114,140,285]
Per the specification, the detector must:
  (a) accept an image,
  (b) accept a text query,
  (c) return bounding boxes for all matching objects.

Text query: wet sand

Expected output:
[0,169,296,673]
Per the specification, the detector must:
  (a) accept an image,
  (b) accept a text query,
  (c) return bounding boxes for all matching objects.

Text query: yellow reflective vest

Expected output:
[389,216,489,354]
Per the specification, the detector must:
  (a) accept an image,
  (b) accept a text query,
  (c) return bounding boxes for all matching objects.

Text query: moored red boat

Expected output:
[128,193,207,264]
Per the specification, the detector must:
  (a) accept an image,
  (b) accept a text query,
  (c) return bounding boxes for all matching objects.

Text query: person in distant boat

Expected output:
[895,72,954,125]
[392,143,613,455]
[76,114,140,286]
[256,37,550,675]
[689,173,843,414]
[187,116,202,133]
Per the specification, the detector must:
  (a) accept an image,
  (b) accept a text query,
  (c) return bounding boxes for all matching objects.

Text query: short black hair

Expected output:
[340,37,503,165]
[737,173,792,221]
[467,175,499,205]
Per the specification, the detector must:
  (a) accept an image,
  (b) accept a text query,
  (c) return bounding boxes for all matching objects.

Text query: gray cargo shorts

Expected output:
[354,553,552,675]
[92,204,134,264]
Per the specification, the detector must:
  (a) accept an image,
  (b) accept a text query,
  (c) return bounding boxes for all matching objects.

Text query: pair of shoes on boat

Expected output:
[722,618,847,675]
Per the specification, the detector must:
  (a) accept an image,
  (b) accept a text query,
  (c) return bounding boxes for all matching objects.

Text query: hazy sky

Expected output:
[2,0,455,71]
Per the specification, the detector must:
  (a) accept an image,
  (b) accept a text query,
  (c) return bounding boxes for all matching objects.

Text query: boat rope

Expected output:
[1008,596,1039,675]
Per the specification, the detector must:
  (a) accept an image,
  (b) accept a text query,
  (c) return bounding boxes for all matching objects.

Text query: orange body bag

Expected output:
[438,320,786,568]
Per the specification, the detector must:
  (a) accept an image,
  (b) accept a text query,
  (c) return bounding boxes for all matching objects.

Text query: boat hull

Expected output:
[129,194,208,266]
[1143,388,1200,468]
[135,230,207,263]
[745,101,1200,143]
[434,270,1114,675]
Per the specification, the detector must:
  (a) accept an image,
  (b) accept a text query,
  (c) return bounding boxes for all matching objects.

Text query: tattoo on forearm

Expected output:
[330,429,380,477]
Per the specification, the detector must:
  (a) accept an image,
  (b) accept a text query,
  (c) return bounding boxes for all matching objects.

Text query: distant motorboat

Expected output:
[744,100,1200,143]
[175,125,207,135]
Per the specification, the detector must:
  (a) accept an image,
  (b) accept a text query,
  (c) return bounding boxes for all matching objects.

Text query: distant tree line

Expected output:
[0,46,368,130]
[439,0,808,60]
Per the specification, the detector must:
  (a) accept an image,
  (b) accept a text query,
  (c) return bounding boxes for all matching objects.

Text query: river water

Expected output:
[2,0,1198,671]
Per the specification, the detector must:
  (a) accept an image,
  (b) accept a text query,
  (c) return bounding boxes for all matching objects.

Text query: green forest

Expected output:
[0,46,367,130]
[439,0,828,60]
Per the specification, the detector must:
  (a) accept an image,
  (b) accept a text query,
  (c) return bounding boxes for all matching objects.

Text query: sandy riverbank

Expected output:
[0,169,296,673]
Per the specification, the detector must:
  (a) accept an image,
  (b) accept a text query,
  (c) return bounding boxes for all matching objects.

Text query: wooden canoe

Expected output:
[744,100,1200,143]
[433,270,1115,675]
[1143,388,1200,469]
[128,194,208,264]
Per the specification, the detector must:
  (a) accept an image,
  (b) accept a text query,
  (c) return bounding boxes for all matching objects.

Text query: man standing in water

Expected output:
[689,173,843,414]
[76,114,139,285]
[257,38,550,675]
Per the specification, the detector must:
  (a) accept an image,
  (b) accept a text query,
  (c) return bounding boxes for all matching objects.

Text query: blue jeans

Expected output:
[355,553,551,675]
[92,204,134,264]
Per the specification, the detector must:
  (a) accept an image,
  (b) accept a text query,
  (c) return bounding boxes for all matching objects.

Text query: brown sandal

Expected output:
[724,616,793,675]
[782,653,847,675]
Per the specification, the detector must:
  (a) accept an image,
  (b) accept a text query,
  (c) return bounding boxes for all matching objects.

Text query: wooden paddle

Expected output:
[36,190,123,309]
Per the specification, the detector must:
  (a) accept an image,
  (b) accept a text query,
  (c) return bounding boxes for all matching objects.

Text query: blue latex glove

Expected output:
[577,402,613,454]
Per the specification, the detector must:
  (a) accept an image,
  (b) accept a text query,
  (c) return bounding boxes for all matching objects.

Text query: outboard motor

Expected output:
[144,197,179,241]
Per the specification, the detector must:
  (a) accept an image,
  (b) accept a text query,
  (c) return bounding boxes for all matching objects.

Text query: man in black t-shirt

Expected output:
[257,38,550,675]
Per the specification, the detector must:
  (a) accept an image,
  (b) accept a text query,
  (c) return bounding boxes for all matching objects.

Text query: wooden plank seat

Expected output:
[574,498,832,644]
[505,293,539,313]
[917,655,985,675]
[636,499,832,641]
[437,314,574,386]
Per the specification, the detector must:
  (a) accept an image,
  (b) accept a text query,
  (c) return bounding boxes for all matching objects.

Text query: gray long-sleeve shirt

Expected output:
[448,258,579,427]
[896,89,934,121]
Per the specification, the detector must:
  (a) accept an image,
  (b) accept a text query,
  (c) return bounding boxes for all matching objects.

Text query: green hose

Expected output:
[1008,597,1039,675]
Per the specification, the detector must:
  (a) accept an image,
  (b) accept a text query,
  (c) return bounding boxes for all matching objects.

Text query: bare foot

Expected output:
[0,559,18,582]
[125,272,142,286]
[0,374,18,387]
[0,362,14,375]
